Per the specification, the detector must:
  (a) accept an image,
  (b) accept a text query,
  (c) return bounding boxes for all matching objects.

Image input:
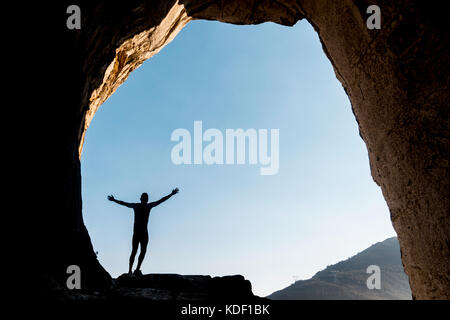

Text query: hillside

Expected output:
[268,237,412,300]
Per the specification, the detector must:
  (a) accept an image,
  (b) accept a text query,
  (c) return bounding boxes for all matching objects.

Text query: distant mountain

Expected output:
[268,237,412,300]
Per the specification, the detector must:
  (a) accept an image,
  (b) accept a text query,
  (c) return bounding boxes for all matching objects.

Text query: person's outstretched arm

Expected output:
[150,188,179,207]
[107,195,134,208]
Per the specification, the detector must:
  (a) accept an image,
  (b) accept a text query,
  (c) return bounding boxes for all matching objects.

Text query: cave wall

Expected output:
[46,0,448,299]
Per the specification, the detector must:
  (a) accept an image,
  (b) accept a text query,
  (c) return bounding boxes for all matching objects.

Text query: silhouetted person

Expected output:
[108,188,179,275]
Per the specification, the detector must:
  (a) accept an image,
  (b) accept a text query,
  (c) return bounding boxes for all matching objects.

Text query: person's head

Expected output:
[140,192,149,203]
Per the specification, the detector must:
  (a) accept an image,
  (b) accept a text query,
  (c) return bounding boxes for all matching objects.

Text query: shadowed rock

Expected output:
[46,273,260,301]
[110,273,257,301]
[33,0,450,300]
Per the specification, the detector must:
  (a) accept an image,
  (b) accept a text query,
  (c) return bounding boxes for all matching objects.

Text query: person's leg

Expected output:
[129,233,139,274]
[135,232,149,272]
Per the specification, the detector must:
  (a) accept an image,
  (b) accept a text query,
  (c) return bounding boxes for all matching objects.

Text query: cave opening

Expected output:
[80,20,397,297]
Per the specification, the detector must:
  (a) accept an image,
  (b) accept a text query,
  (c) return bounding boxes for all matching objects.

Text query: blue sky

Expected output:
[81,20,396,296]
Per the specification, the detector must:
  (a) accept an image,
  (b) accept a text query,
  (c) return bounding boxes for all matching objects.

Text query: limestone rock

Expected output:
[33,0,449,300]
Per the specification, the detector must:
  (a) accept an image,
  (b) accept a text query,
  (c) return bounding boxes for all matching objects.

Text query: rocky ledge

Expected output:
[47,274,261,301]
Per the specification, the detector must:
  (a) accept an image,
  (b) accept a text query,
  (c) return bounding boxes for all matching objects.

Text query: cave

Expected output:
[38,0,449,300]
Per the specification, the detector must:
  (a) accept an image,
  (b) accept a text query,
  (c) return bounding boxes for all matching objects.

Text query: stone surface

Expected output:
[35,1,449,300]
[42,273,257,301]
[111,273,256,301]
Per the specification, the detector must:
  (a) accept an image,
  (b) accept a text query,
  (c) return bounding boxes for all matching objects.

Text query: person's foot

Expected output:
[133,269,142,277]
[128,270,132,275]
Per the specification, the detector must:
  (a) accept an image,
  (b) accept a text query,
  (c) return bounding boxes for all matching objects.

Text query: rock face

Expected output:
[43,274,257,301]
[111,274,256,301]
[36,1,448,300]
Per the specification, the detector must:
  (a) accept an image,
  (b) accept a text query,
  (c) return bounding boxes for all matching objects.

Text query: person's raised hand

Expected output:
[107,195,115,201]
[172,188,179,195]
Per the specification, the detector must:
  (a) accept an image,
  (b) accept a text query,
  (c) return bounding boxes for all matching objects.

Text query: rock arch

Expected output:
[42,0,448,299]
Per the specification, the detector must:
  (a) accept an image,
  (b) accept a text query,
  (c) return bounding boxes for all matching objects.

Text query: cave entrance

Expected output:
[80,20,397,297]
